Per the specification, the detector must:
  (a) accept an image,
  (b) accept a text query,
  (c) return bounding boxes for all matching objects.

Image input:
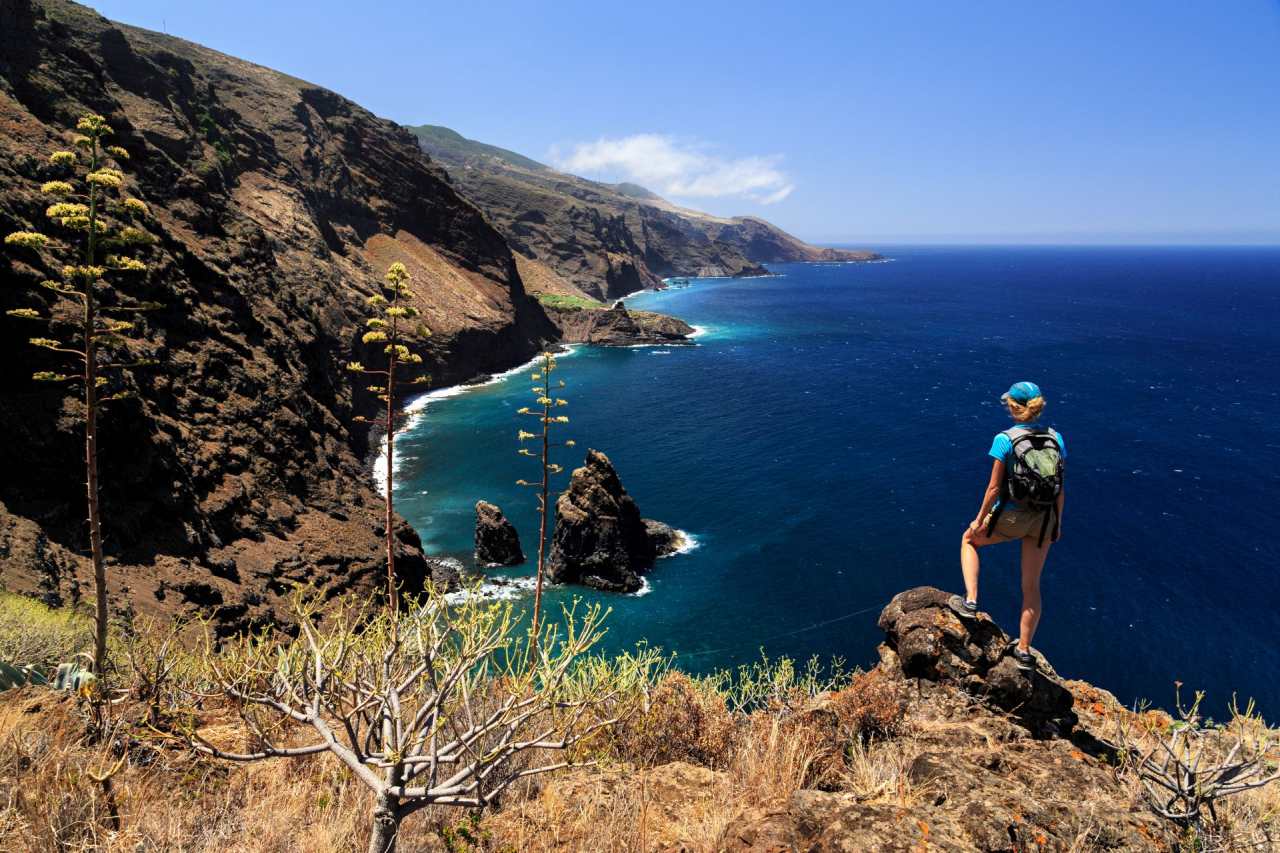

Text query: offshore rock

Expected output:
[876,586,1078,737]
[474,501,524,567]
[643,519,684,557]
[543,301,692,346]
[547,450,658,592]
[423,556,462,593]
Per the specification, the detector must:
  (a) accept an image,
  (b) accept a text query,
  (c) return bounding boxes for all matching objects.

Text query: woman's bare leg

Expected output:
[960,524,1006,603]
[1018,537,1051,651]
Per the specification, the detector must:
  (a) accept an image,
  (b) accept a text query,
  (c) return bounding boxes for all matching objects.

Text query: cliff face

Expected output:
[0,0,554,627]
[410,125,881,301]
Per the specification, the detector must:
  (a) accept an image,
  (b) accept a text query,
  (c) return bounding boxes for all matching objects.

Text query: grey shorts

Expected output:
[984,508,1050,540]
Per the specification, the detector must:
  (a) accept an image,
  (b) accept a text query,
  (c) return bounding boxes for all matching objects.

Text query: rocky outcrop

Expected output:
[544,301,693,346]
[473,501,523,567]
[0,0,555,628]
[424,556,463,592]
[410,125,880,301]
[547,450,669,592]
[643,519,685,557]
[483,586,1173,851]
[876,586,1078,737]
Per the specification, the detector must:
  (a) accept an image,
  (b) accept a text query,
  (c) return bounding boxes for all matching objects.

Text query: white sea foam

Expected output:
[442,575,539,605]
[688,325,710,339]
[444,531,697,604]
[659,529,700,558]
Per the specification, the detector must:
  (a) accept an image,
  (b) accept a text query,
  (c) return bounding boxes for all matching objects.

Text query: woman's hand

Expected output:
[969,517,985,534]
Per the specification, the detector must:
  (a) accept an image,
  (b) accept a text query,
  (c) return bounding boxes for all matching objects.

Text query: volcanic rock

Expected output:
[547,450,659,592]
[876,586,1078,737]
[0,0,554,629]
[643,519,685,557]
[474,501,524,567]
[423,556,463,592]
[544,301,693,346]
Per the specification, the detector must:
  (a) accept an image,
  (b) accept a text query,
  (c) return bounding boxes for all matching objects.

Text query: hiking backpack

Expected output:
[986,426,1065,546]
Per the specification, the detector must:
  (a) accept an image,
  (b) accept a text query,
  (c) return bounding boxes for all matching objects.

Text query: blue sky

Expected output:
[89,0,1280,244]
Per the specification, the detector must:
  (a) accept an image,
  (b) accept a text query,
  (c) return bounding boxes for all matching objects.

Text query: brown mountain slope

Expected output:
[410,125,881,301]
[0,0,555,627]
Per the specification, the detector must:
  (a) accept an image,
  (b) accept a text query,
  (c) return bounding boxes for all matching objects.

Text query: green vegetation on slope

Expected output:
[538,293,606,311]
[0,590,94,673]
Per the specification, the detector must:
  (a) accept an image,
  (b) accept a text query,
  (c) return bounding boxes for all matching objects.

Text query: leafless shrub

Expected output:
[180,587,658,853]
[1110,686,1280,835]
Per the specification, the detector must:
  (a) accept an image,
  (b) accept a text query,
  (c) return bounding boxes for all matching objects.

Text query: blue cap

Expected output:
[1001,381,1042,404]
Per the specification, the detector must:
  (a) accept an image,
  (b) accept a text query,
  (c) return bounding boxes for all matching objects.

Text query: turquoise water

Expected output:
[392,246,1280,714]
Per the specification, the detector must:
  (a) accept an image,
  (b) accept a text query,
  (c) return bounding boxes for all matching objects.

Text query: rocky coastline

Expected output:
[0,0,876,633]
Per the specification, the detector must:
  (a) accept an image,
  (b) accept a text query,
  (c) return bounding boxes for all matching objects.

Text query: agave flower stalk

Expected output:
[347,262,430,622]
[3,113,157,687]
[515,350,574,654]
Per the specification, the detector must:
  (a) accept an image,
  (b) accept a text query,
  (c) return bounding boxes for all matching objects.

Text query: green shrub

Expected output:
[0,591,94,672]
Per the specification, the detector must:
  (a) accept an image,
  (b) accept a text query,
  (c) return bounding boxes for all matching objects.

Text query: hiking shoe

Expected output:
[948,595,979,621]
[1010,644,1038,672]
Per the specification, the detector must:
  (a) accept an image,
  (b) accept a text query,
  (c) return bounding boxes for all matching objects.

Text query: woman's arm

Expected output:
[971,459,1004,530]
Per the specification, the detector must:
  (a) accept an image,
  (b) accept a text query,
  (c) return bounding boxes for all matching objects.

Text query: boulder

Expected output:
[643,519,684,557]
[876,586,1077,738]
[474,501,524,566]
[424,556,462,592]
[547,450,657,592]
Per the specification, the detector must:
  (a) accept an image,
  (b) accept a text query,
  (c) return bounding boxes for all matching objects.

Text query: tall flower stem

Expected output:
[516,351,572,661]
[84,133,107,682]
[530,352,552,651]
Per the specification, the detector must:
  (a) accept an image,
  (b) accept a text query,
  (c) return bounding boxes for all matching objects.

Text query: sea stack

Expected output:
[548,450,674,592]
[474,501,524,566]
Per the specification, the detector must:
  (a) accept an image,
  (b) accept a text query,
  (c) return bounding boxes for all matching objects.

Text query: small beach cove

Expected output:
[386,246,1280,715]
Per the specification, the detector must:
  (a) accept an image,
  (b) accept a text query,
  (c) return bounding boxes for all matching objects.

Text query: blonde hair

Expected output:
[1007,395,1045,423]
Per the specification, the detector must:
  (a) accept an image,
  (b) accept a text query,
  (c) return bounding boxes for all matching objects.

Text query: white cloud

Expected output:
[550,134,794,205]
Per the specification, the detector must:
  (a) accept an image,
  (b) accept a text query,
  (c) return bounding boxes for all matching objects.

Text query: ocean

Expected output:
[389,246,1280,716]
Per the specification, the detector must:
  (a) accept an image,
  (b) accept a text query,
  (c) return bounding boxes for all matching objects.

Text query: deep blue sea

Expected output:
[391,246,1280,716]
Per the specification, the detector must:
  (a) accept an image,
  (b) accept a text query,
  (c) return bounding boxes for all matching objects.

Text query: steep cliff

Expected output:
[0,0,555,627]
[410,125,881,301]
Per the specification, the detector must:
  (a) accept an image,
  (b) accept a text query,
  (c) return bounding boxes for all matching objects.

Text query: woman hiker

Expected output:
[950,381,1066,672]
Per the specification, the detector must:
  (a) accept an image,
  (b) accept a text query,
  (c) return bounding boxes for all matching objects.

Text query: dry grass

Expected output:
[0,592,1276,852]
[1087,685,1280,852]
[0,690,395,852]
[610,672,738,769]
